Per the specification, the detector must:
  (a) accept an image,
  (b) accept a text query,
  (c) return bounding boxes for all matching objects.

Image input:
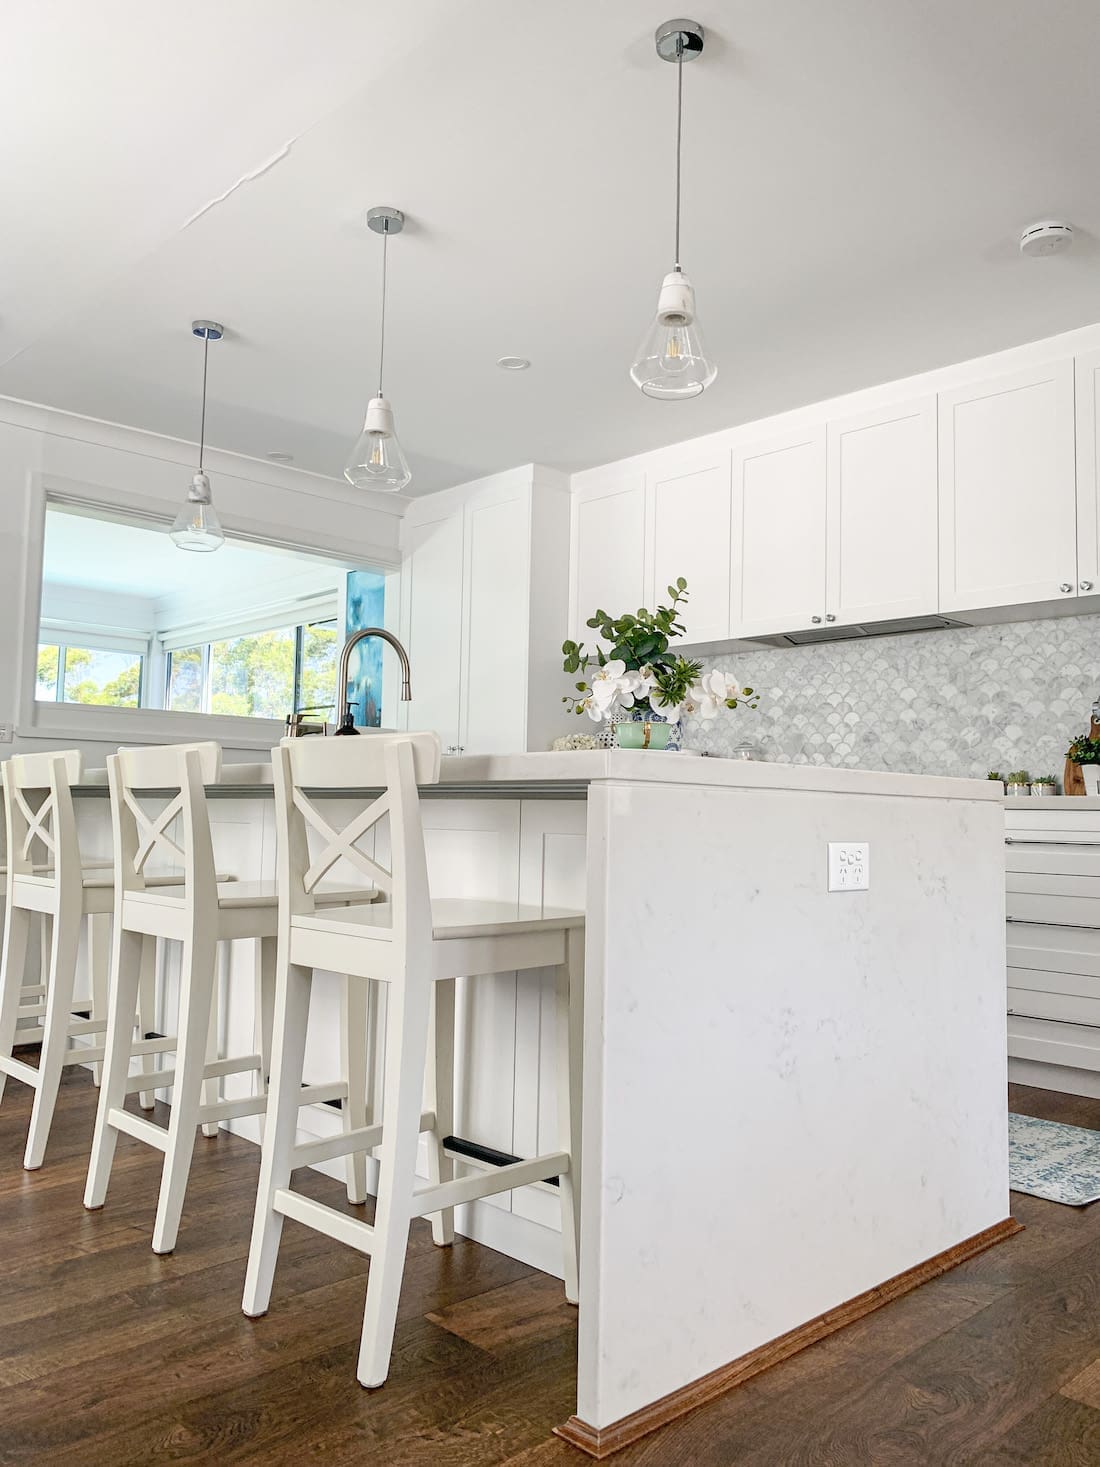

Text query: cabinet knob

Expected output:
[1081,581,1094,592]
[1060,582,1073,593]
[811,615,822,624]
[825,613,836,623]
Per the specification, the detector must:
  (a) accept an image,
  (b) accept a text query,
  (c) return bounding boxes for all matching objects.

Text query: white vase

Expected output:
[1083,766,1100,796]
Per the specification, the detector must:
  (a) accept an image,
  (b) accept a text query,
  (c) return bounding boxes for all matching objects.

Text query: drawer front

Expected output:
[1008,1013,1100,1070]
[1008,978,1100,1026]
[1007,891,1100,927]
[1005,811,1100,837]
[1007,921,1100,976]
[1006,844,1100,878]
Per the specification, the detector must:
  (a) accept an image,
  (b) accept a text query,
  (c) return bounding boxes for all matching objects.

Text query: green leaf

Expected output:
[676,576,687,590]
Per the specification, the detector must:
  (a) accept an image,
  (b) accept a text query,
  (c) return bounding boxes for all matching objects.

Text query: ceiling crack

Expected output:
[181,139,295,229]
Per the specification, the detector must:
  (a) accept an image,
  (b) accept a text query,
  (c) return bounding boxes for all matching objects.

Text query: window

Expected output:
[166,620,339,720]
[36,643,143,708]
[37,500,386,727]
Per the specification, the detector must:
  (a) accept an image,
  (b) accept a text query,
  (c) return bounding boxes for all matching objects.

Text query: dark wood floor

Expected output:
[4,1071,1100,1465]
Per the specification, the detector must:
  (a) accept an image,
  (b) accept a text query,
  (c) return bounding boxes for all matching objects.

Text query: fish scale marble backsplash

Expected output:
[679,612,1100,781]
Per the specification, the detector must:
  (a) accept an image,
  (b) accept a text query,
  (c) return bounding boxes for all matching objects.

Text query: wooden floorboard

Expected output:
[4,1068,1100,1463]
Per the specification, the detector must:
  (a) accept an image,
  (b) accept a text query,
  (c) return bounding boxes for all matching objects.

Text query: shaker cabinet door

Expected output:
[647,452,732,644]
[826,397,938,626]
[462,489,530,755]
[938,359,1077,612]
[730,426,827,638]
[569,476,647,644]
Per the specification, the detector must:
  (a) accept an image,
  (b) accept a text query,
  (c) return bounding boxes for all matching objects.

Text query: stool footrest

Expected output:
[411,1151,570,1219]
[299,1081,349,1108]
[203,1052,261,1081]
[17,1002,46,1020]
[197,1094,267,1125]
[0,1055,41,1087]
[291,1110,436,1171]
[108,1107,168,1151]
[273,1188,376,1254]
[11,1026,45,1045]
[62,1044,105,1065]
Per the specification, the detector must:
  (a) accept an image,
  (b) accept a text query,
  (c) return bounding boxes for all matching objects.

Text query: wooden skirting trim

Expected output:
[554,1215,1022,1459]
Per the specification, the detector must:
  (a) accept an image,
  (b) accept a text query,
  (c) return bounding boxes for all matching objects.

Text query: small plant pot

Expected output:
[1006,782,1031,797]
[1031,783,1057,797]
[1082,766,1100,796]
[615,720,673,751]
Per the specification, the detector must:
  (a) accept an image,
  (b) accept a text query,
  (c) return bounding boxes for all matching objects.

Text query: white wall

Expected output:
[0,396,404,764]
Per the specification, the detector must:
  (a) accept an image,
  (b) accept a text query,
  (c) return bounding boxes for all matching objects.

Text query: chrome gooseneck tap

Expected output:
[334,627,412,735]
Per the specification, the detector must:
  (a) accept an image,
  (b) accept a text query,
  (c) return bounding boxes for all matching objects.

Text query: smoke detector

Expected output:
[1019,221,1074,258]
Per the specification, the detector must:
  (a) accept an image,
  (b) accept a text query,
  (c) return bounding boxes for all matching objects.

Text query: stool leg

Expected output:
[243,959,314,1318]
[256,937,276,1097]
[136,936,158,1110]
[84,925,145,1209]
[357,973,432,1389]
[425,977,455,1247]
[151,931,217,1254]
[88,913,110,1088]
[341,975,370,1205]
[0,904,32,1104]
[24,895,82,1170]
[200,944,223,1140]
[556,929,584,1306]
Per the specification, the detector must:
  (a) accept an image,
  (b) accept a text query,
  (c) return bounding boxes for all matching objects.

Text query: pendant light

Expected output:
[170,320,226,552]
[630,19,717,400]
[344,206,412,492]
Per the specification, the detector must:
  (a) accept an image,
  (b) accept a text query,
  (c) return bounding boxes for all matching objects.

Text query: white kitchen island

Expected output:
[71,750,1013,1457]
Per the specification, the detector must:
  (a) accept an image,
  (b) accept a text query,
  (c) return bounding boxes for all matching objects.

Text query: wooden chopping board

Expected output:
[1064,711,1100,795]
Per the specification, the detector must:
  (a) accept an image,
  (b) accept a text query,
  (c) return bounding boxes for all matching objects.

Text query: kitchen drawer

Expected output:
[1008,974,1100,1026]
[1004,811,1100,838]
[1006,890,1100,927]
[1007,921,1100,976]
[1008,1013,1100,1071]
[1007,871,1100,900]
[1006,843,1100,878]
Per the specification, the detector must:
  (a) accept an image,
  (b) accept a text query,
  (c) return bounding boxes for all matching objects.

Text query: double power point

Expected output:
[828,842,870,891]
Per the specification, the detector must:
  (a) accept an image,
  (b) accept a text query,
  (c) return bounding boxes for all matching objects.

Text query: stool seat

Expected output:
[294,898,583,942]
[125,880,376,911]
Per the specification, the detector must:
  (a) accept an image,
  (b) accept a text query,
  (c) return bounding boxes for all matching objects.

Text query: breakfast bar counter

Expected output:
[73,751,1011,1455]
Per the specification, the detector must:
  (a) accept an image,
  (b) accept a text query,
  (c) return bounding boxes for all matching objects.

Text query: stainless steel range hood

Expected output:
[744,614,971,648]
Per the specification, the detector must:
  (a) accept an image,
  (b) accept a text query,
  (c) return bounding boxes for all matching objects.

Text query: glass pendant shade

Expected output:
[343,395,411,491]
[170,471,225,552]
[630,270,717,399]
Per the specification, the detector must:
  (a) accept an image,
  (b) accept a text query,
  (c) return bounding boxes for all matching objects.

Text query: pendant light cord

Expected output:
[377,231,388,399]
[674,38,683,271]
[198,328,209,471]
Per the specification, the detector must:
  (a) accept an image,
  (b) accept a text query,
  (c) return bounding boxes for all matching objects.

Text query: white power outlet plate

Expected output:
[828,841,870,891]
[0,723,13,745]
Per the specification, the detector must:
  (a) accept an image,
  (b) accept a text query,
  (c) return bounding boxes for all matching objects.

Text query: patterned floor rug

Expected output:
[1009,1112,1100,1206]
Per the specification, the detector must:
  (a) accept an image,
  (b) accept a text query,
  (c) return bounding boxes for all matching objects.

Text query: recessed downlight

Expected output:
[497,356,531,371]
[266,451,294,462]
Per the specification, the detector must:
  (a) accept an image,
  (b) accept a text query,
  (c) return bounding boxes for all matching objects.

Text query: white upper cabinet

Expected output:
[731,426,826,638]
[646,453,732,644]
[1075,350,1100,596]
[569,475,646,641]
[400,508,464,748]
[826,397,938,626]
[938,360,1078,612]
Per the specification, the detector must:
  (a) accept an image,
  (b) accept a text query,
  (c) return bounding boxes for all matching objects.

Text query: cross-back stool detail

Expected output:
[243,730,584,1394]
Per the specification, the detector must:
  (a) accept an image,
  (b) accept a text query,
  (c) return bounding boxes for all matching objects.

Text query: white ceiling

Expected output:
[5,1,1100,495]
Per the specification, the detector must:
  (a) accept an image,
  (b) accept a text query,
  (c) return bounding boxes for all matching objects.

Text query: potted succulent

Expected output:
[1067,734,1100,795]
[987,771,1005,793]
[1031,774,1057,798]
[562,580,757,748]
[1006,770,1031,796]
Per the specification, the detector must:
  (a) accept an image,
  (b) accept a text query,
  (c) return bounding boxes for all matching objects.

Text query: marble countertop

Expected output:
[72,750,998,803]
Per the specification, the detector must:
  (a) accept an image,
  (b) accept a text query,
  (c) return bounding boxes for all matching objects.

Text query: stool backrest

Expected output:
[273,733,441,953]
[1,749,84,888]
[107,742,222,904]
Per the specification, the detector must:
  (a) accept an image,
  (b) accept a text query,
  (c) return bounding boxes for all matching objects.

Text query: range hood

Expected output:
[744,614,971,648]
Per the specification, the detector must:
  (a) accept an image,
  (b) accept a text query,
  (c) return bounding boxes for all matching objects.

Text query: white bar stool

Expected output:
[242,732,584,1390]
[84,741,378,1255]
[0,750,164,1170]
